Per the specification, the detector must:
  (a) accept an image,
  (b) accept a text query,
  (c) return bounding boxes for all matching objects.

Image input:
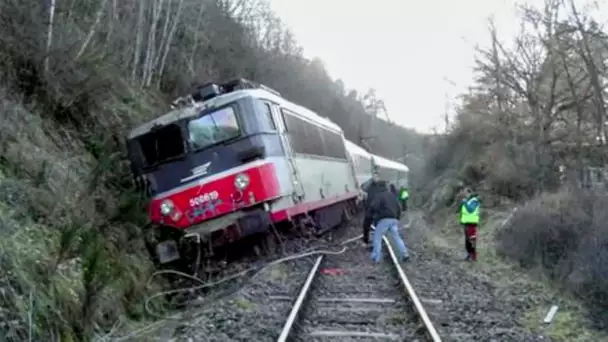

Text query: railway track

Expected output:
[276,231,442,342]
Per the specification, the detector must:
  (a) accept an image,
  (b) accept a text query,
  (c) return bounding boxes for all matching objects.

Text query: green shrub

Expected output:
[496,188,608,327]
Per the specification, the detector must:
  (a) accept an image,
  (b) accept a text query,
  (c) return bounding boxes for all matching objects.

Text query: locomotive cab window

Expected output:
[254,100,276,131]
[188,106,240,150]
[137,123,185,168]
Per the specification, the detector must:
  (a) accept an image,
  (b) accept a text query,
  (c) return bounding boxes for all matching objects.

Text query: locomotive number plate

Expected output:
[189,191,219,207]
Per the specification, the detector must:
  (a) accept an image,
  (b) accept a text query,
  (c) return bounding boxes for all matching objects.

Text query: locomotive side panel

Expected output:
[270,157,358,221]
[267,106,359,221]
[293,156,357,201]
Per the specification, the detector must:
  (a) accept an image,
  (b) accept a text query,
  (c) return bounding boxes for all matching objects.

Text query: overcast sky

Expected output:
[267,0,589,133]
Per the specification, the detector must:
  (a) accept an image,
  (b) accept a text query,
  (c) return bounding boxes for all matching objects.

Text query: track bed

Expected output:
[278,229,440,341]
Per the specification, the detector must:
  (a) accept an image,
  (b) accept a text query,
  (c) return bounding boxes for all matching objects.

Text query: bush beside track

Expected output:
[414,1,608,335]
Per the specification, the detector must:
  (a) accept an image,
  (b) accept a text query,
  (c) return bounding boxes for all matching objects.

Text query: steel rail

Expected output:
[276,234,359,341]
[276,230,442,342]
[277,255,324,342]
[382,232,443,341]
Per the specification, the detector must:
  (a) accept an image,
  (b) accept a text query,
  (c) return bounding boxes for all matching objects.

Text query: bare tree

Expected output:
[154,0,185,87]
[44,0,56,75]
[568,0,607,144]
[75,0,109,60]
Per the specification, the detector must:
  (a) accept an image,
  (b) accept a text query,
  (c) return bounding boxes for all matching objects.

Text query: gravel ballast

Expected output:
[123,212,555,341]
[290,239,421,341]
[127,221,359,341]
[401,212,550,342]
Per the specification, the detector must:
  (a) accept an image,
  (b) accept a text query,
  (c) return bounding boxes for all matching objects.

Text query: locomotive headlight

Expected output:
[160,199,174,216]
[234,173,250,190]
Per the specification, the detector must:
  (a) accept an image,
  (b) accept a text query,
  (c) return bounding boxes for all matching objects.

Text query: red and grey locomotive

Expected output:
[127,79,361,266]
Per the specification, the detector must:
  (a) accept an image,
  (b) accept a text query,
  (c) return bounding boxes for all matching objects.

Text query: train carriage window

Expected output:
[281,108,347,160]
[321,129,347,159]
[282,109,305,153]
[316,126,328,156]
[305,123,323,155]
[281,109,303,152]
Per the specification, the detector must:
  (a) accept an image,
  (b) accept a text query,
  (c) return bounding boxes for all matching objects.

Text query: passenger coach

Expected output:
[345,139,409,197]
[372,154,409,189]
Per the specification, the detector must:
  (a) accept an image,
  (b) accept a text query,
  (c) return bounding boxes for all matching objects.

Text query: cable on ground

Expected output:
[112,234,361,341]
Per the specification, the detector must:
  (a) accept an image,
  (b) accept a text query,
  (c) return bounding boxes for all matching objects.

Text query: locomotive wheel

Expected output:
[298,214,317,238]
[177,238,203,276]
[253,245,263,258]
[263,232,279,256]
[342,203,352,222]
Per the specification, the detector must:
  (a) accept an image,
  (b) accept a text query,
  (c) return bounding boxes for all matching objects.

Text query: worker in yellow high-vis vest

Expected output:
[398,186,409,211]
[459,187,480,262]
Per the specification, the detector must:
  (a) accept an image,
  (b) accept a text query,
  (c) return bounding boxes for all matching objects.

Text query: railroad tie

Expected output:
[309,330,401,340]
[316,297,396,304]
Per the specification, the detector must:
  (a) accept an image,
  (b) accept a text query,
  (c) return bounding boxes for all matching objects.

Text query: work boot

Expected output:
[463,254,472,262]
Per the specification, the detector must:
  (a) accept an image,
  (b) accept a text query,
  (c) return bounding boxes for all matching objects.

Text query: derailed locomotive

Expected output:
[126,79,408,266]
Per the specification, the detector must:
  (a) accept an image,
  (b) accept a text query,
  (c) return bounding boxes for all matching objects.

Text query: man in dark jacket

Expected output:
[367,181,409,263]
[360,171,382,245]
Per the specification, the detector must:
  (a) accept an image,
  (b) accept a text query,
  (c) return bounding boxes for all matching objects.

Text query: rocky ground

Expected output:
[420,208,607,342]
[112,220,358,342]
[401,212,548,341]
[291,237,421,341]
[113,211,605,341]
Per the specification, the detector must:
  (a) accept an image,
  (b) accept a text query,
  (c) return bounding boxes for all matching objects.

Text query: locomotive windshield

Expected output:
[188,106,240,150]
[138,123,186,168]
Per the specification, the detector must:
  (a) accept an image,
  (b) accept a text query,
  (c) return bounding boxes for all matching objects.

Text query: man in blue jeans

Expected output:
[367,180,409,263]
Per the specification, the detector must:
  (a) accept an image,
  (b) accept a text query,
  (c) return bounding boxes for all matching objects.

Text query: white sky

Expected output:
[268,0,605,133]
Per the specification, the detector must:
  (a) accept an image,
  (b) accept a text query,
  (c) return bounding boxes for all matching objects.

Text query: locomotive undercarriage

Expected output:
[144,206,275,267]
[144,198,359,275]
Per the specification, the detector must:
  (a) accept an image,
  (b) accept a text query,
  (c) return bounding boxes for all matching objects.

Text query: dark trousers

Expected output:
[400,200,407,211]
[362,215,373,243]
[463,224,477,261]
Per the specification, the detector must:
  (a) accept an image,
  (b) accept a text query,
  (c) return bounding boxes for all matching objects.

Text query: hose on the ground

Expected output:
[144,244,352,319]
[110,234,361,341]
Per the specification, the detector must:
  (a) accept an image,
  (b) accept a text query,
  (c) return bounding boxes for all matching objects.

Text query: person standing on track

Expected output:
[367,180,409,263]
[360,171,382,246]
[459,187,480,262]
